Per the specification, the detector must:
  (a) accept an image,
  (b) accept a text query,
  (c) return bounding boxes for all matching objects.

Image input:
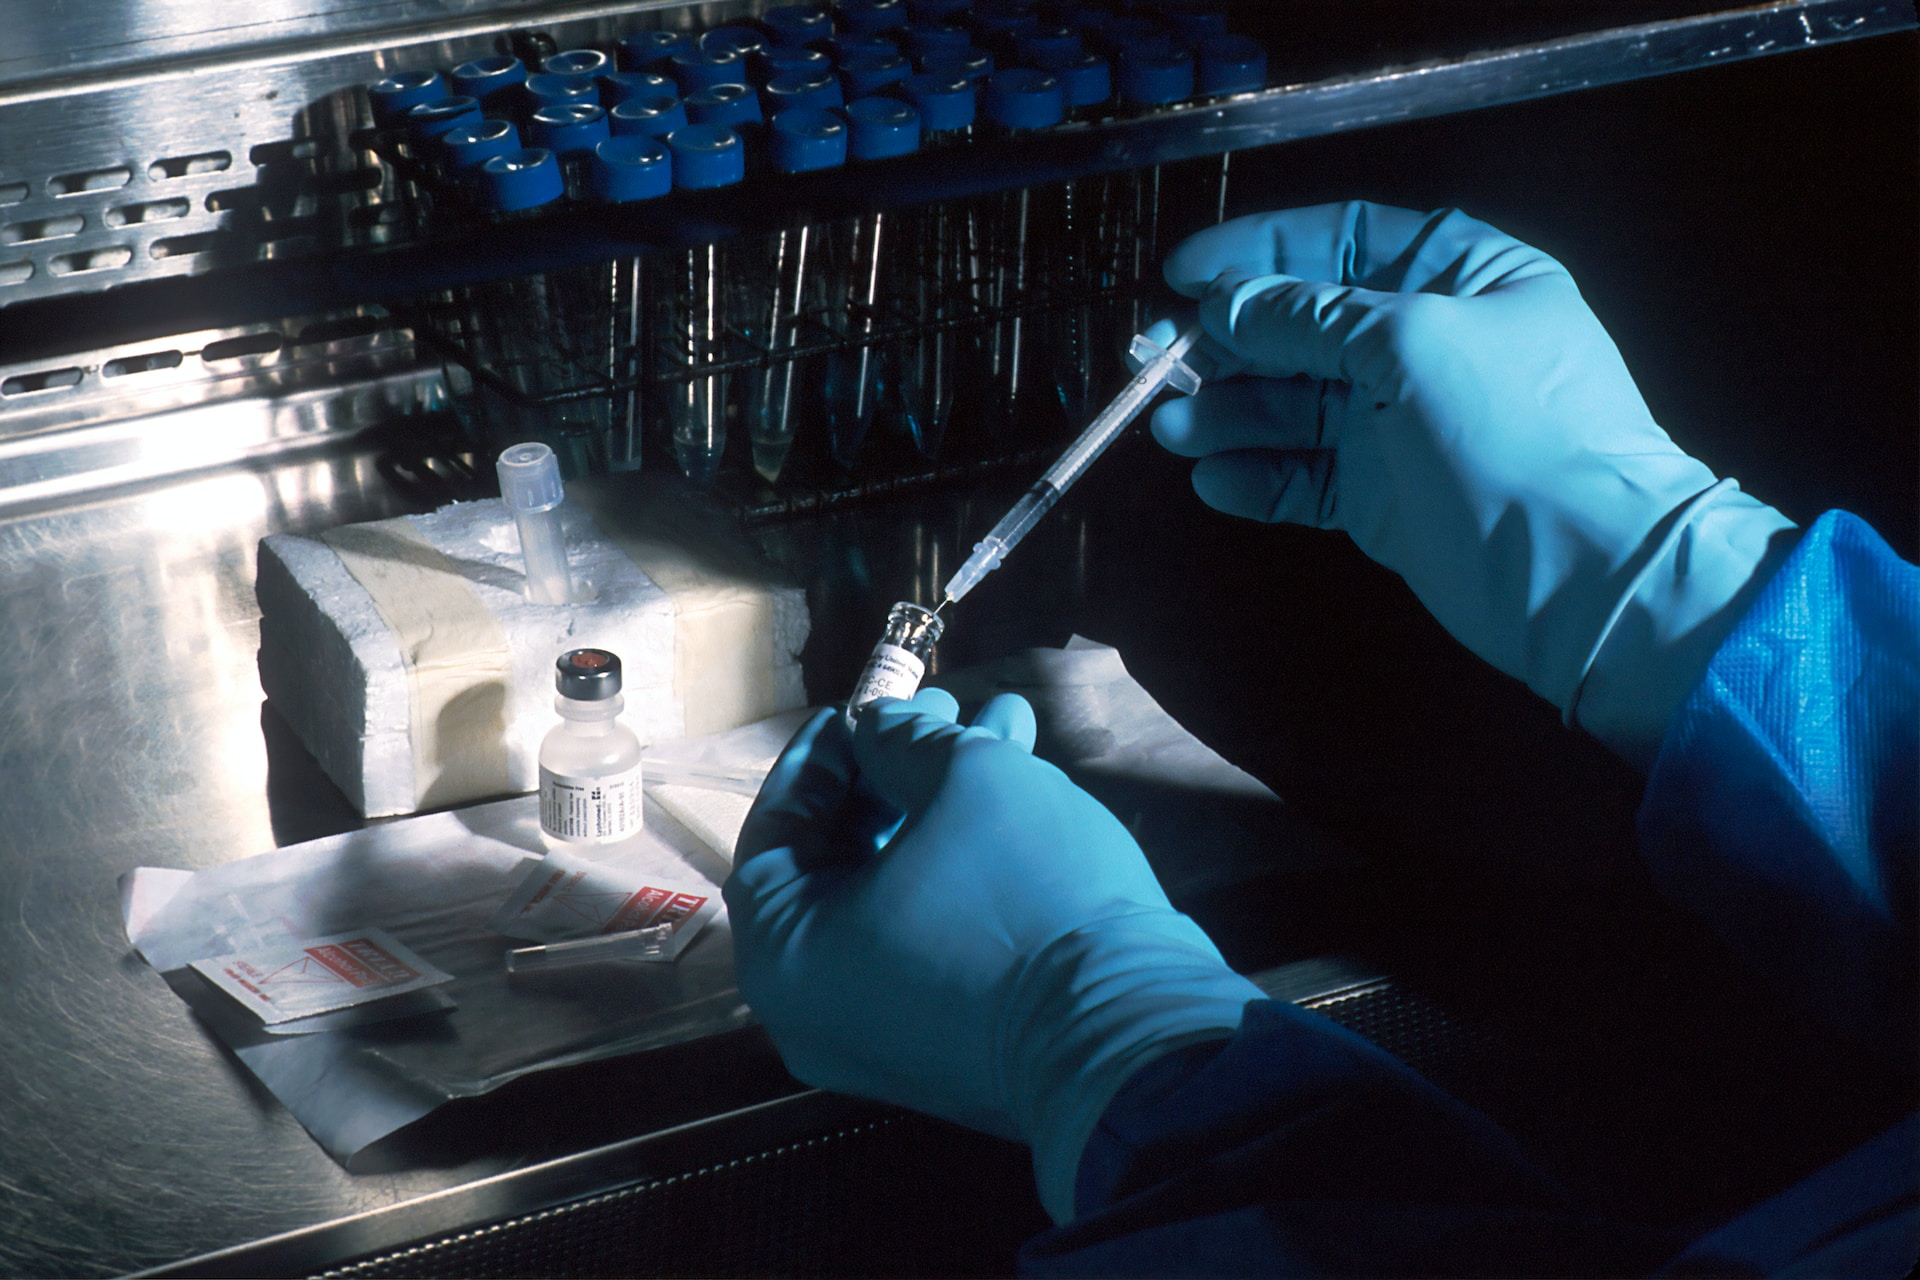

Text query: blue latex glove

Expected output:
[725,690,1265,1224]
[1150,201,1801,766]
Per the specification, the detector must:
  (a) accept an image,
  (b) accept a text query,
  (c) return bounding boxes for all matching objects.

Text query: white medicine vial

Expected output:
[539,648,643,844]
[846,601,944,726]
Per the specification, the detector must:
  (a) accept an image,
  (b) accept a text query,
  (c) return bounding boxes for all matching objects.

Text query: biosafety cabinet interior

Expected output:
[0,2,1914,1276]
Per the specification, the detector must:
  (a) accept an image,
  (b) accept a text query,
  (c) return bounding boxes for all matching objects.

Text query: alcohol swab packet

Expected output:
[487,846,720,966]
[189,927,454,1025]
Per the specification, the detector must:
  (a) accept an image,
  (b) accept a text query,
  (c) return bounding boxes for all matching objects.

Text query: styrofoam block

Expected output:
[258,499,808,818]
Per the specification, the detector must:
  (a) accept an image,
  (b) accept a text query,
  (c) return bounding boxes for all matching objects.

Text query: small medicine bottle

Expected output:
[846,602,944,726]
[540,649,644,844]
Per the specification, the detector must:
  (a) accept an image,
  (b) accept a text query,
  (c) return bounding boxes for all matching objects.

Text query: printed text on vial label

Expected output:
[540,764,643,842]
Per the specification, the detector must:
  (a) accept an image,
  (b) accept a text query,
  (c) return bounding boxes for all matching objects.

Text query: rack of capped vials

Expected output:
[367,0,1269,504]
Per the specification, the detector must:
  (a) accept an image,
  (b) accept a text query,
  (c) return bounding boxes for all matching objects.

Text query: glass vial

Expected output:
[539,649,644,844]
[846,601,944,726]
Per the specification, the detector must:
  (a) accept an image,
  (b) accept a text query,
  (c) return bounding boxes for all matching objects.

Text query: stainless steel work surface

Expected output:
[0,455,444,1274]
[0,447,804,1275]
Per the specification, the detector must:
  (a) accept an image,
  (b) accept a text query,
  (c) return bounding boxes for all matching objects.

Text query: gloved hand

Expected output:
[725,690,1265,1224]
[1150,201,1800,766]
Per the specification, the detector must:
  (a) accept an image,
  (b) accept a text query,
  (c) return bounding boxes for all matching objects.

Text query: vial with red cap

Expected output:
[539,649,644,845]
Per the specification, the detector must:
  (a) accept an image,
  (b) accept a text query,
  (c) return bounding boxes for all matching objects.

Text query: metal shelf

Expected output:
[0,0,1910,363]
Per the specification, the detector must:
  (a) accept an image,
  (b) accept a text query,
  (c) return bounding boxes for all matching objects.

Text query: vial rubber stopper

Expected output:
[555,649,622,700]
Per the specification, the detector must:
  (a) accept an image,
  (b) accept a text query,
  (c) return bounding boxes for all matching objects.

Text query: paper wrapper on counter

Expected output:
[257,485,809,817]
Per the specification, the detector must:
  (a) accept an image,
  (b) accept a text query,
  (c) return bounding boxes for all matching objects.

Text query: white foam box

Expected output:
[258,473,809,818]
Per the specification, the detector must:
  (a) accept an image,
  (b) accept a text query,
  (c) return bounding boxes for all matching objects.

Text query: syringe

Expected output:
[940,322,1234,608]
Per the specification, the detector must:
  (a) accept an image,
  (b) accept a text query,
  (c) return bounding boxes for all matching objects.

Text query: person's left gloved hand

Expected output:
[725,690,1266,1224]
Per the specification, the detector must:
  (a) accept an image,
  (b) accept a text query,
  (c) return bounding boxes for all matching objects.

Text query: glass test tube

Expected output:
[892,72,975,462]
[820,97,921,471]
[747,106,848,481]
[656,125,747,486]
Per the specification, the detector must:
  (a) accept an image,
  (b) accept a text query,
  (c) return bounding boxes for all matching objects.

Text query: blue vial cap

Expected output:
[450,56,527,104]
[1014,25,1081,68]
[764,5,835,46]
[667,124,747,188]
[687,82,764,128]
[600,70,675,105]
[620,29,693,73]
[919,46,994,81]
[1157,2,1230,44]
[907,0,972,19]
[442,118,520,168]
[1197,34,1266,95]
[758,45,832,82]
[701,25,768,60]
[899,72,974,133]
[844,96,920,159]
[525,72,598,109]
[769,106,849,171]
[982,67,1064,128]
[610,95,690,138]
[971,4,1042,48]
[530,103,611,155]
[1118,45,1193,105]
[544,49,611,82]
[765,68,845,113]
[840,0,909,33]
[1050,3,1111,31]
[829,35,898,63]
[840,51,911,98]
[1053,50,1111,109]
[591,136,671,201]
[906,22,972,58]
[406,96,482,142]
[1097,16,1174,58]
[671,47,750,93]
[368,70,445,125]
[479,148,563,210]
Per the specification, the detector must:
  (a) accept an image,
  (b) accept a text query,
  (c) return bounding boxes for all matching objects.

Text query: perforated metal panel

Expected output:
[318,1111,1048,1279]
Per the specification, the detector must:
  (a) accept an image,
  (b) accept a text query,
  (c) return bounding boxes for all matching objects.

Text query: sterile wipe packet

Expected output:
[189,927,455,1025]
[487,847,719,961]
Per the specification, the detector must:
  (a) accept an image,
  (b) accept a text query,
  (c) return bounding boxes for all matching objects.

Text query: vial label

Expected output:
[540,762,643,842]
[847,642,925,721]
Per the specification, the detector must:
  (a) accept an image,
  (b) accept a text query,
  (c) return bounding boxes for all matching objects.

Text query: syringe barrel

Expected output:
[983,481,1061,562]
[1038,341,1186,494]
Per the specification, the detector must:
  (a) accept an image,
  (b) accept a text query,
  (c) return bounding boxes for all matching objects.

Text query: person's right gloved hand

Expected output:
[1150,201,1800,766]
[725,692,1264,1226]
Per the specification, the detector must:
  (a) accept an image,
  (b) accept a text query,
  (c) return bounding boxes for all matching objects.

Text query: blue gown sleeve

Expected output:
[1638,510,1917,1059]
[1021,511,1917,1277]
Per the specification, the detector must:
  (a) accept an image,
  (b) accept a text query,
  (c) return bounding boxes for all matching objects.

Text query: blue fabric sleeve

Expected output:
[1019,1000,1680,1277]
[1021,510,1916,1277]
[1638,510,1917,1059]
